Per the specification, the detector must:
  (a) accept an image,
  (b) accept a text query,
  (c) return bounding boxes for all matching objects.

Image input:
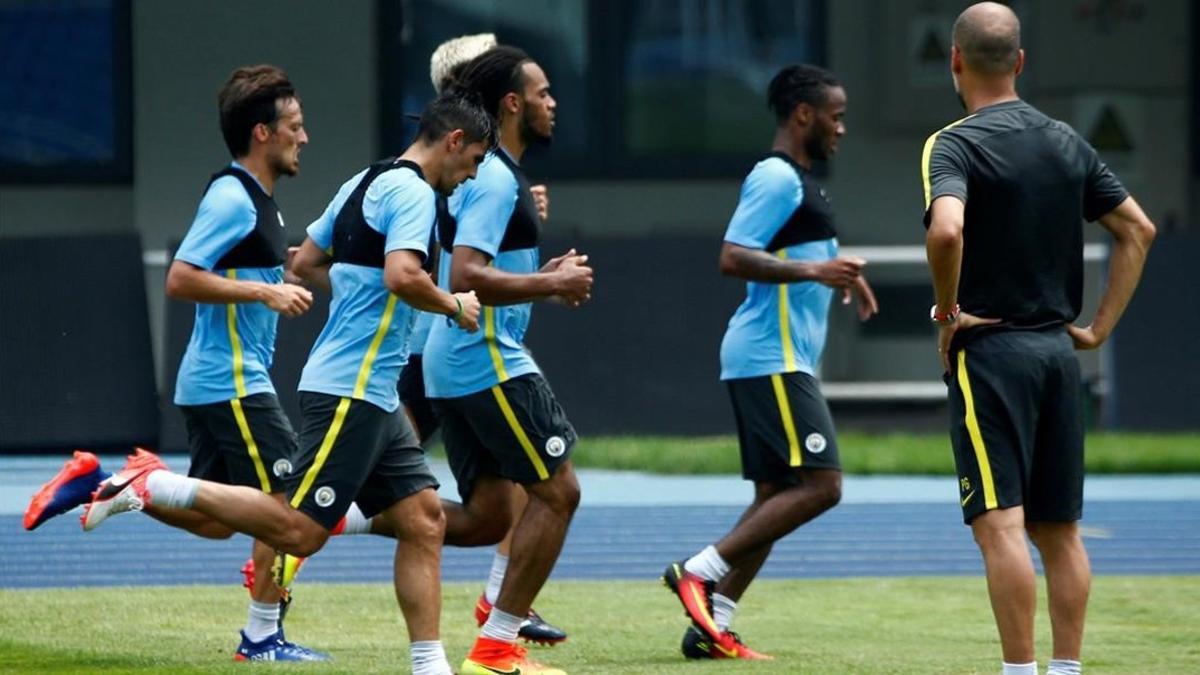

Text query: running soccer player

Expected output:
[423,46,591,675]
[663,64,878,661]
[924,5,1155,674]
[75,90,490,675]
[406,33,568,647]
[24,64,326,661]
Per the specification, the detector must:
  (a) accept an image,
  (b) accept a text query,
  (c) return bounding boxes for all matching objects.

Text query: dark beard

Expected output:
[520,111,552,148]
[804,130,827,162]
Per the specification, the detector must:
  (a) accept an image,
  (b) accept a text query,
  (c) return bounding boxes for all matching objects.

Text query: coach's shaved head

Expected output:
[953,2,1021,76]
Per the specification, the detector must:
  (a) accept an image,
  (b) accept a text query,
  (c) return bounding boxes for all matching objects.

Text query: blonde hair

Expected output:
[430,33,498,93]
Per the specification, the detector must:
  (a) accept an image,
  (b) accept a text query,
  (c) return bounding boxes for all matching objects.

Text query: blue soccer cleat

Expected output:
[234,629,331,662]
[24,451,111,531]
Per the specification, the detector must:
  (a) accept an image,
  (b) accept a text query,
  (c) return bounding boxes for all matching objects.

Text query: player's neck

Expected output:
[772,128,812,170]
[499,122,526,163]
[399,143,442,189]
[235,154,278,196]
[961,80,1020,114]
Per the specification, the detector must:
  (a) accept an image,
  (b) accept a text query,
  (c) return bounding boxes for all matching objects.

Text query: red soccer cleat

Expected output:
[461,636,565,674]
[23,450,105,531]
[662,561,739,657]
[80,448,165,531]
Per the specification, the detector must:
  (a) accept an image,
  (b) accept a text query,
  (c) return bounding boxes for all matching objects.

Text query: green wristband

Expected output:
[451,295,464,320]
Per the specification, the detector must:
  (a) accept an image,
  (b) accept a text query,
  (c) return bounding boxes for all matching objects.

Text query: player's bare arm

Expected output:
[289,239,333,294]
[1069,196,1156,350]
[925,195,998,370]
[719,241,864,287]
[450,244,592,306]
[385,248,481,332]
[165,260,313,318]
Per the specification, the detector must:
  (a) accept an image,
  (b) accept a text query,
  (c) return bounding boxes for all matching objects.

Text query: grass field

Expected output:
[2,577,1198,673]
[517,433,1200,475]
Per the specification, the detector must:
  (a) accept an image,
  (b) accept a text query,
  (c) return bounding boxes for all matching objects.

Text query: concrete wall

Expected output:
[0,0,1192,396]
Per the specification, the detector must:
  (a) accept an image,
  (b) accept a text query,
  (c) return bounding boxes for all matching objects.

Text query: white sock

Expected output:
[1048,659,1081,675]
[684,545,731,582]
[1002,662,1037,675]
[410,640,452,675]
[145,470,200,509]
[243,600,279,643]
[479,607,522,643]
[338,503,372,535]
[712,593,736,632]
[485,552,509,605]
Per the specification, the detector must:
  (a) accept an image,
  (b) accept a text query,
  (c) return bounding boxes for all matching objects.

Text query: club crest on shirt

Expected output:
[805,432,827,454]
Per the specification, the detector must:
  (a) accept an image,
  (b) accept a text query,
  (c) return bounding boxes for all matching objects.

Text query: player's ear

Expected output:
[502,91,521,116]
[1013,49,1025,76]
[446,128,465,152]
[794,102,813,126]
[252,122,273,144]
[950,45,963,75]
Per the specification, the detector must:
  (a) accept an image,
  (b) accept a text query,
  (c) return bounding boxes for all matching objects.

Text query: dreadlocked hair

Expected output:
[454,45,531,119]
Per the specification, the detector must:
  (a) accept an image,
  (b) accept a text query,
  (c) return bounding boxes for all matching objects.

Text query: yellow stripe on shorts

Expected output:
[957,350,998,510]
[230,398,271,492]
[770,374,802,467]
[290,397,352,508]
[491,385,549,480]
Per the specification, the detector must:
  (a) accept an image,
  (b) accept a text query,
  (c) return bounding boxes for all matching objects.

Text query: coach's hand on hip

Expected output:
[937,312,1000,373]
[1066,323,1108,350]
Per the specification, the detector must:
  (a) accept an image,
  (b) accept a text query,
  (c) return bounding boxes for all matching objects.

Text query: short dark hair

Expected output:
[217,65,298,158]
[767,64,841,124]
[952,6,1021,75]
[415,88,496,148]
[455,45,531,119]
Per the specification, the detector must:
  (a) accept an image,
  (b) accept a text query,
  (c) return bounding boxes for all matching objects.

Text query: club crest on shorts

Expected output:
[545,436,566,458]
[272,459,293,477]
[314,486,336,508]
[805,432,827,454]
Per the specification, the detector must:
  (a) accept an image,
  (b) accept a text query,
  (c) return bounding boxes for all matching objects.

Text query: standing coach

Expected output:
[922,3,1156,675]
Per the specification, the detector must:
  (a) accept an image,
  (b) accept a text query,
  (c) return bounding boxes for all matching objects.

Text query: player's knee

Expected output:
[808,470,842,512]
[541,464,581,516]
[280,514,330,558]
[1026,521,1079,550]
[401,491,446,544]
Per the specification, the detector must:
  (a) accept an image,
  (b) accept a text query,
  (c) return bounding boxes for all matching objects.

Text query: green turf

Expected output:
[2,577,1197,673]
[530,433,1200,475]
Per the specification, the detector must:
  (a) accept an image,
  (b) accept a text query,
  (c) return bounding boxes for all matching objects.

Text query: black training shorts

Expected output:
[287,392,439,530]
[179,392,296,493]
[397,354,440,444]
[726,371,841,485]
[948,327,1084,524]
[431,373,576,503]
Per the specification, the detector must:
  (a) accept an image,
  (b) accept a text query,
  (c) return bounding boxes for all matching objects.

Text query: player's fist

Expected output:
[531,184,549,221]
[815,256,865,288]
[452,291,481,332]
[264,283,313,318]
[554,255,593,306]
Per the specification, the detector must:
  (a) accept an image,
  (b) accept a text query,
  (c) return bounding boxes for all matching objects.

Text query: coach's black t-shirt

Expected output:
[921,99,1128,331]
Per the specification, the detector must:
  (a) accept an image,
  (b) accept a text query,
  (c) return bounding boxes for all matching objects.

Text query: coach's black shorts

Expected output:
[948,327,1083,524]
[431,373,576,503]
[398,354,440,444]
[726,371,841,485]
[179,393,296,493]
[287,392,439,530]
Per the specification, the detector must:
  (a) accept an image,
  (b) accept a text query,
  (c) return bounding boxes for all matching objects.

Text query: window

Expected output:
[379,0,826,179]
[0,0,132,183]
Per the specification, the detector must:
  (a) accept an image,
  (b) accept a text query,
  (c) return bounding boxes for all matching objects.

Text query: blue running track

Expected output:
[2,455,1197,588]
